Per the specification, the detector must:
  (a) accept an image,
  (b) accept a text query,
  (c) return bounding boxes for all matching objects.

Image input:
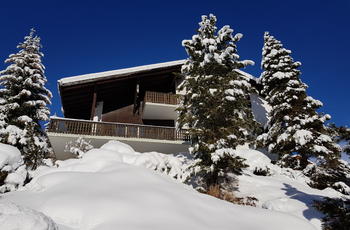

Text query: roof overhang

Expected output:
[58,59,257,88]
[58,60,186,88]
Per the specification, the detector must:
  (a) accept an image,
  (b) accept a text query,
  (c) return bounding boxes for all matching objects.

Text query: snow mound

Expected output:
[0,143,27,193]
[0,202,58,230]
[100,140,135,154]
[0,143,22,170]
[2,141,315,230]
[235,145,273,171]
[57,140,191,182]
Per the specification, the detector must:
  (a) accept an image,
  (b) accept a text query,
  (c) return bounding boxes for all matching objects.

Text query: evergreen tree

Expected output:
[258,32,340,169]
[178,14,259,189]
[0,29,52,169]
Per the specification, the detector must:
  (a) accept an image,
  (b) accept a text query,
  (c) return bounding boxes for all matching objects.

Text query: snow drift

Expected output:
[1,141,315,230]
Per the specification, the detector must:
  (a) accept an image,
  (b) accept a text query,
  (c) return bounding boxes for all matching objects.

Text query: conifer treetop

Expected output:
[1,28,52,122]
[181,14,254,77]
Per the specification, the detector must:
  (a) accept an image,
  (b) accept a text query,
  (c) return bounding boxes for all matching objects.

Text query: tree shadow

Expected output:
[281,183,325,221]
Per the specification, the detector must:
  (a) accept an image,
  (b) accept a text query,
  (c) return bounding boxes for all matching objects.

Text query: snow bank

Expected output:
[2,141,314,230]
[0,202,57,230]
[52,141,191,182]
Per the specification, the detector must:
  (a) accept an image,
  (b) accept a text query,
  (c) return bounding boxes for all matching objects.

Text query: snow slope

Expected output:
[1,141,315,230]
[234,145,348,230]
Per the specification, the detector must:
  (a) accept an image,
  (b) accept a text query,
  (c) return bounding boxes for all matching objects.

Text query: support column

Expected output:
[133,79,140,114]
[90,85,97,120]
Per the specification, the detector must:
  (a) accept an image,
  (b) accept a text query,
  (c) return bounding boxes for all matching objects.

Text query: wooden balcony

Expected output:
[144,91,181,105]
[48,117,190,142]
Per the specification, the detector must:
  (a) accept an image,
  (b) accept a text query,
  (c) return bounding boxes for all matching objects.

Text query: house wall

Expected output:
[102,104,143,124]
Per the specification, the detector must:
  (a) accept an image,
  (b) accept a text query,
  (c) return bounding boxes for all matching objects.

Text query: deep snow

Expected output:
[0,141,322,230]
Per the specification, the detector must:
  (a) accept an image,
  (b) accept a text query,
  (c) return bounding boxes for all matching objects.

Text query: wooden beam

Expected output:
[90,86,97,120]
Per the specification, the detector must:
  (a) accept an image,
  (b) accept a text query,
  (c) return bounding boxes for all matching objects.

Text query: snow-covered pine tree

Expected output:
[0,29,52,169]
[178,14,259,189]
[258,32,340,169]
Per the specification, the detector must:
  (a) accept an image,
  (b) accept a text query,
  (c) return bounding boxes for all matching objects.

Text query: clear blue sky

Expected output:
[0,0,349,126]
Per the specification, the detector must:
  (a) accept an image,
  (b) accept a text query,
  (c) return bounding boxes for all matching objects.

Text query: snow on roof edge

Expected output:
[58,59,257,87]
[234,69,257,81]
[58,60,186,87]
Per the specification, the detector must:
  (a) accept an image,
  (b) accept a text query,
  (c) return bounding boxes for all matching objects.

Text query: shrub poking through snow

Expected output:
[178,14,259,190]
[253,167,271,176]
[314,197,350,230]
[0,29,53,169]
[258,32,341,170]
[206,184,258,206]
[65,137,93,158]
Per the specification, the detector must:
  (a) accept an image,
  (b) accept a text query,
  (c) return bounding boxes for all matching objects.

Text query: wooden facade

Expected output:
[59,63,182,127]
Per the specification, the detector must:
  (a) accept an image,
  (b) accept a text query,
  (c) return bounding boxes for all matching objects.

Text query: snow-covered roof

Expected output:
[234,69,257,81]
[58,59,256,87]
[58,60,186,87]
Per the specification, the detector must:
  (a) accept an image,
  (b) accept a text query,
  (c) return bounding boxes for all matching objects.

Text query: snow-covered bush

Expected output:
[0,143,28,193]
[0,202,58,230]
[65,137,93,158]
[278,154,305,170]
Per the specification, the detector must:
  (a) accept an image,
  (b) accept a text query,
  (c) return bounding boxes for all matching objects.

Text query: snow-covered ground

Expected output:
[234,146,346,229]
[0,141,347,230]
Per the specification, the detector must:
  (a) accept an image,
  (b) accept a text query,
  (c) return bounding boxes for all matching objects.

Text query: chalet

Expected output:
[48,60,262,159]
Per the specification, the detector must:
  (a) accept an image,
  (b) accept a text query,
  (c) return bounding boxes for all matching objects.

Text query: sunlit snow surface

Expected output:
[1,141,347,230]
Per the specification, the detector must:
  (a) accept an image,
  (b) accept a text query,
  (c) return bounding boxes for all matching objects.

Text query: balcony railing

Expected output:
[48,117,190,142]
[144,91,181,105]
